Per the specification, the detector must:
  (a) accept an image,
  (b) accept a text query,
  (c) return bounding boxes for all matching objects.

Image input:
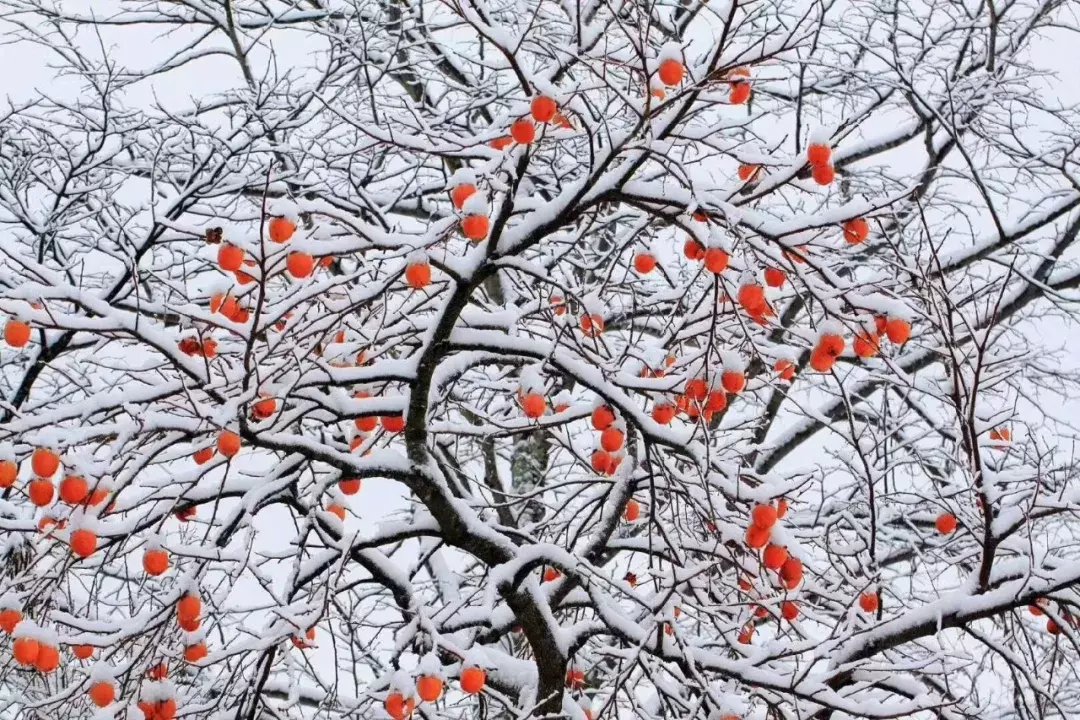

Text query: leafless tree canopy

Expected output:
[2,0,1080,718]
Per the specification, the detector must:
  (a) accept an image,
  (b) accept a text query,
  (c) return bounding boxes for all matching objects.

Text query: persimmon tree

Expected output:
[2,0,1080,719]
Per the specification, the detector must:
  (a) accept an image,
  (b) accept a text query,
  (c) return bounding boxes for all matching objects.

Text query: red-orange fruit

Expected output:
[89,681,116,707]
[531,96,558,123]
[460,666,486,694]
[268,217,296,243]
[812,164,836,186]
[658,59,685,86]
[217,243,244,272]
[59,475,88,505]
[843,218,870,245]
[4,320,31,348]
[31,448,60,478]
[521,393,546,419]
[764,267,786,288]
[634,253,657,274]
[416,676,444,703]
[381,414,406,433]
[462,215,490,241]
[218,430,241,458]
[511,119,536,144]
[935,512,957,535]
[144,548,170,576]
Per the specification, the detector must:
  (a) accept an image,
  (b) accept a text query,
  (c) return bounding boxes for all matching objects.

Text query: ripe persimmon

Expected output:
[859,592,879,613]
[737,625,755,644]
[684,237,705,260]
[781,601,799,621]
[590,449,613,474]
[580,313,604,337]
[777,498,789,518]
[738,283,766,314]
[339,478,361,495]
[818,333,845,359]
[809,348,836,373]
[178,337,200,356]
[807,143,831,166]
[721,370,746,394]
[381,414,406,433]
[737,164,759,182]
[0,609,22,634]
[217,243,244,272]
[28,478,54,507]
[72,644,94,660]
[745,525,770,549]
[287,251,315,279]
[193,447,215,466]
[460,666,486,694]
[177,593,201,625]
[521,393,546,419]
[935,512,957,535]
[779,557,804,588]
[633,252,657,274]
[268,216,296,243]
[704,247,729,274]
[327,504,347,521]
[385,693,415,720]
[89,681,116,707]
[853,332,879,359]
[531,96,558,123]
[684,377,708,403]
[774,359,796,381]
[59,475,88,504]
[31,448,60,478]
[461,215,490,241]
[762,543,789,570]
[416,676,443,703]
[291,627,317,649]
[658,58,685,86]
[544,567,562,582]
[511,119,536,144]
[144,548,170,576]
[729,81,751,105]
[764,267,786,288]
[751,503,778,530]
[0,459,16,489]
[34,643,60,673]
[177,615,199,632]
[4,319,30,348]
[706,389,727,413]
[651,402,676,425]
[142,698,178,720]
[812,163,836,186]
[843,218,870,245]
[405,261,431,290]
[217,430,241,458]
[490,136,513,151]
[71,529,98,558]
[885,317,911,344]
[252,398,277,421]
[13,636,39,666]
[624,498,641,522]
[451,184,476,210]
[184,642,208,663]
[600,426,625,452]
